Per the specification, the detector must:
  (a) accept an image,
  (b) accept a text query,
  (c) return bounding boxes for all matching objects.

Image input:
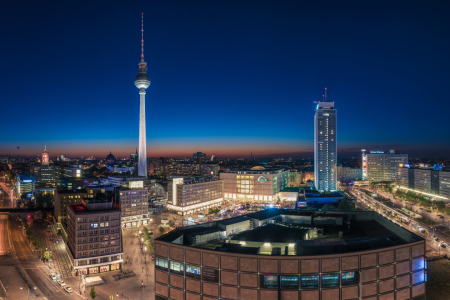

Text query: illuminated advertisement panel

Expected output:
[301,275,319,288]
[341,271,359,286]
[321,273,339,288]
[280,276,299,289]
[263,275,278,288]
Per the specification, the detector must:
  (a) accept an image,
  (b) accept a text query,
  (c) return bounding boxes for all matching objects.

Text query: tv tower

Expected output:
[134,13,150,177]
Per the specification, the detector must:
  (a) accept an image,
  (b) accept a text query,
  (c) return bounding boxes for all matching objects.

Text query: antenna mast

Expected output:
[141,12,144,62]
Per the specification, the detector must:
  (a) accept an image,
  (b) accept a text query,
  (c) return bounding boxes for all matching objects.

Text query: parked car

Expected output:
[441,244,447,248]
[64,286,72,293]
[57,280,65,286]
[50,274,57,280]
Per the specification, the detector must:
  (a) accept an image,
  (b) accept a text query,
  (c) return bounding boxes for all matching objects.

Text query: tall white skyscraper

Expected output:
[134,13,150,177]
[314,88,337,192]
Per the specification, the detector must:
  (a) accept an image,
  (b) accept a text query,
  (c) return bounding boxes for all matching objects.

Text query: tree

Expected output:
[322,204,335,211]
[38,246,44,253]
[159,226,166,235]
[424,229,429,236]
[25,229,33,242]
[32,238,40,247]
[44,251,52,261]
[42,211,48,220]
[90,286,97,299]
[22,217,28,226]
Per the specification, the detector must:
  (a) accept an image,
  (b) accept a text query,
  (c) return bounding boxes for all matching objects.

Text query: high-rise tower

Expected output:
[42,145,49,165]
[314,88,337,192]
[134,13,150,177]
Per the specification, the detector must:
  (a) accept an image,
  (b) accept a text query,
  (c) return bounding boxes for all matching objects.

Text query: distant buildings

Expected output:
[220,166,289,202]
[166,176,223,215]
[314,89,337,192]
[152,162,219,177]
[130,149,138,163]
[337,165,362,183]
[66,198,122,276]
[362,149,408,182]
[396,165,450,198]
[193,152,206,164]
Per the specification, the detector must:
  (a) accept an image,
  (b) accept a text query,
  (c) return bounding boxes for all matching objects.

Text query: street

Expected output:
[351,187,447,256]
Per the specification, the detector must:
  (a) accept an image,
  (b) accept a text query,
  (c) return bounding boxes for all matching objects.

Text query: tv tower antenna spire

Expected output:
[141,12,145,62]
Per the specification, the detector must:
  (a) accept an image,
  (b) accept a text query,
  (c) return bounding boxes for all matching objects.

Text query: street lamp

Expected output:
[117,291,129,300]
[21,285,36,300]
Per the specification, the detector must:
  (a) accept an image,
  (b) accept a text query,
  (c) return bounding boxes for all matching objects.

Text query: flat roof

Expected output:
[68,204,120,215]
[156,209,424,256]
[235,224,308,243]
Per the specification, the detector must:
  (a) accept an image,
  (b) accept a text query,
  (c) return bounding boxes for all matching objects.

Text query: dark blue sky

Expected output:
[1,0,450,158]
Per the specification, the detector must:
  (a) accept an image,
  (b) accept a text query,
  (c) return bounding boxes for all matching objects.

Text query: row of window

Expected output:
[155,259,370,289]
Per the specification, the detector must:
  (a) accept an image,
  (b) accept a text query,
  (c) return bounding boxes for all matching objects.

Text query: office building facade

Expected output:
[220,167,290,202]
[314,93,337,192]
[396,166,450,199]
[167,176,223,215]
[362,150,408,182]
[66,200,122,276]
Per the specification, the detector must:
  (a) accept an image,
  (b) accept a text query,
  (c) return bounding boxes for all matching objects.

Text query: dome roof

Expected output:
[106,152,116,160]
[250,166,266,170]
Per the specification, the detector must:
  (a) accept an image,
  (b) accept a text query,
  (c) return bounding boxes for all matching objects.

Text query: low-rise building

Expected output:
[167,176,223,215]
[220,167,290,202]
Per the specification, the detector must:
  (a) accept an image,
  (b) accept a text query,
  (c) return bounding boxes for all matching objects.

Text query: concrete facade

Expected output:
[167,177,223,215]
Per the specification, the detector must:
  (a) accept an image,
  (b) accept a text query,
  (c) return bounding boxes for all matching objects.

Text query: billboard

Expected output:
[301,275,319,288]
[280,276,299,289]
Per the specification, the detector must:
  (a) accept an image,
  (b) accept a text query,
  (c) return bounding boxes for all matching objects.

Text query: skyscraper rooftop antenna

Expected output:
[325,87,327,102]
[141,12,144,62]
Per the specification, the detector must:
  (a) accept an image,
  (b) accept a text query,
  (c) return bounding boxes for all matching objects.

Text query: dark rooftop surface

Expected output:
[234,224,308,243]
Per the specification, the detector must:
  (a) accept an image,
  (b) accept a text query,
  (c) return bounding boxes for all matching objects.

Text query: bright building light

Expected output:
[264,243,271,246]
[288,243,295,246]
[239,241,246,245]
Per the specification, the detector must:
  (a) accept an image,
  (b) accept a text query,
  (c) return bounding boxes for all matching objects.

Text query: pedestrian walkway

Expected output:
[31,222,73,279]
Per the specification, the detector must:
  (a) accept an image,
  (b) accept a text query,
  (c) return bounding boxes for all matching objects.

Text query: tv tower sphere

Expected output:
[135,69,150,89]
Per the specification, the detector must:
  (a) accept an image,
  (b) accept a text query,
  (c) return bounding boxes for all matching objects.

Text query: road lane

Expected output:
[0,215,10,255]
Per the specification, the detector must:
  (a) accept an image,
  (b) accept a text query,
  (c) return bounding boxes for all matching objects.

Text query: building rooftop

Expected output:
[234,224,308,243]
[156,209,423,256]
[68,203,120,215]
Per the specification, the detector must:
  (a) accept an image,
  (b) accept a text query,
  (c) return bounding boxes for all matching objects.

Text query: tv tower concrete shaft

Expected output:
[138,88,147,176]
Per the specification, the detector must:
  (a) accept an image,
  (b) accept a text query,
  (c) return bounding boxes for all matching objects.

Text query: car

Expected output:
[435,238,440,242]
[57,280,65,286]
[50,274,57,280]
[63,286,72,293]
[441,244,447,248]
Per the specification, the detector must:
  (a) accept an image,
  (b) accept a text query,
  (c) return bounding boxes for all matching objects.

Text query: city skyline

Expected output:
[2,1,450,159]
